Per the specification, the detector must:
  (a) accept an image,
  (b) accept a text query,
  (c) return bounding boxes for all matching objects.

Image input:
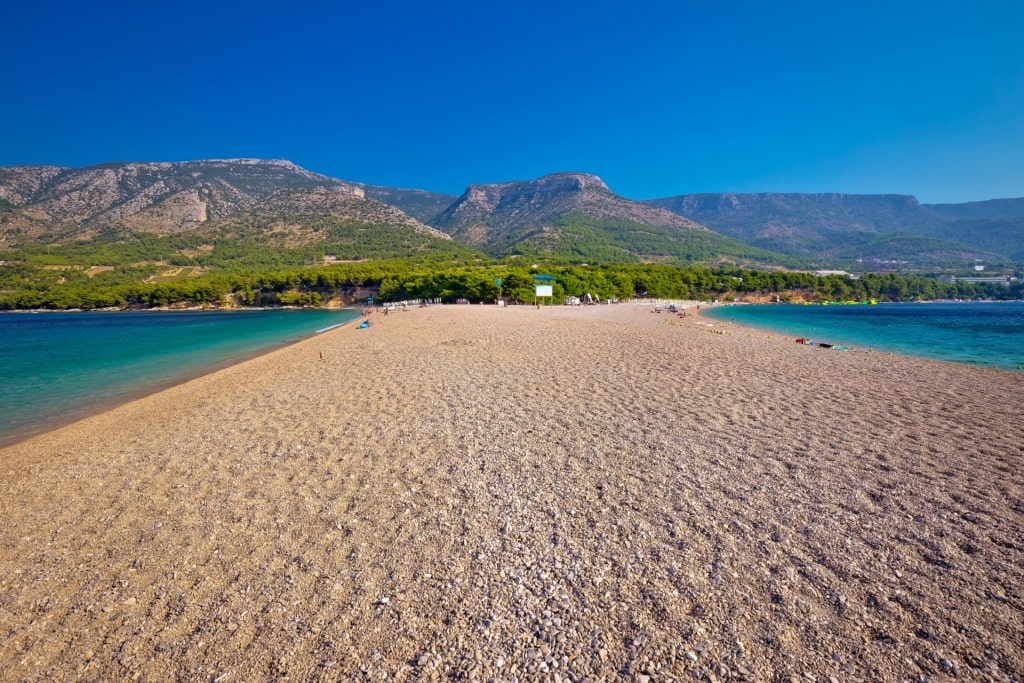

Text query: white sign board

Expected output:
[535,284,553,297]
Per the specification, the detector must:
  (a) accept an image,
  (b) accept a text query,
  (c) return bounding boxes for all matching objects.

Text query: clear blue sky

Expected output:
[2,1,1022,203]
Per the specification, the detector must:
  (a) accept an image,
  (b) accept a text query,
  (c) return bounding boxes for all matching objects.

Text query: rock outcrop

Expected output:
[433,172,704,247]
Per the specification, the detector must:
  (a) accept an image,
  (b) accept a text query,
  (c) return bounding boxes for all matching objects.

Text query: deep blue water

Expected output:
[0,309,360,445]
[701,301,1024,371]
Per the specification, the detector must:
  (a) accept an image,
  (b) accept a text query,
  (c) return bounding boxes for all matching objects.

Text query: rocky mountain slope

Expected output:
[217,186,451,242]
[184,185,459,262]
[0,159,361,242]
[433,173,705,246]
[0,160,466,264]
[3,159,1021,269]
[421,173,805,266]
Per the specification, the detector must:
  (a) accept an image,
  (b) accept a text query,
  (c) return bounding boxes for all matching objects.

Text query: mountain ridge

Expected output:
[643,191,1023,267]
[0,159,362,239]
[2,159,1022,269]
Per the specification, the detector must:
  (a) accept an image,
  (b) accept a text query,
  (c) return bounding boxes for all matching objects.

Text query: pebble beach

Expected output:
[1,304,1021,682]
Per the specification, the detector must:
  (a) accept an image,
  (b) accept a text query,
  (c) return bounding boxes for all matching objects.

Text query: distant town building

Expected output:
[951,275,1010,285]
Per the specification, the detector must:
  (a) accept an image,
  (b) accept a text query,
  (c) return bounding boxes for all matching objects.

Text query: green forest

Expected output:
[1,213,1021,310]
[1,257,1019,311]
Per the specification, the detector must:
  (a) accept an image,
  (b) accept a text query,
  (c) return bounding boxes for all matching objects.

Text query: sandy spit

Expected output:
[1,304,1021,683]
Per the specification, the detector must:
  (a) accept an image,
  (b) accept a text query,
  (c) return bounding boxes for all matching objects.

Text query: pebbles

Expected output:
[1,305,1022,681]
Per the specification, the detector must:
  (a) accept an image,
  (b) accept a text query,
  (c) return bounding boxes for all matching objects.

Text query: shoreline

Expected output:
[0,309,364,449]
[699,300,1024,373]
[1,304,1021,680]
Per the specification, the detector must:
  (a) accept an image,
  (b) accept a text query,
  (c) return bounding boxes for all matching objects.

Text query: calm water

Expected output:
[0,309,360,445]
[701,301,1024,371]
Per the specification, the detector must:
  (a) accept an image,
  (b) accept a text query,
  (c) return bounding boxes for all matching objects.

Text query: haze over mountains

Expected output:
[1,159,1022,270]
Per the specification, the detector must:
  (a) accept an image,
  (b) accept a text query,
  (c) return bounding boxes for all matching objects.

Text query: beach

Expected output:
[1,304,1021,682]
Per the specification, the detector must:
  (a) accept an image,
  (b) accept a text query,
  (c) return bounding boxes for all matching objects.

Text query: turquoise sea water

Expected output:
[0,309,360,446]
[701,301,1024,372]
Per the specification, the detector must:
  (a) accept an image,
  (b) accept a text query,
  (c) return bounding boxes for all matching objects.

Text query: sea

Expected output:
[0,309,361,446]
[701,301,1024,372]
[3,303,1021,447]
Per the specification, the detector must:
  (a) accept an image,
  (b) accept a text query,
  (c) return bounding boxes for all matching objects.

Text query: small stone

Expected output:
[686,651,698,661]
[940,658,954,669]
[962,513,979,522]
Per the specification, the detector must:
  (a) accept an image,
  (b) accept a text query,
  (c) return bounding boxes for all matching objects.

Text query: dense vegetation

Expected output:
[2,207,1020,310]
[10,217,478,270]
[2,257,1020,311]
[486,214,810,269]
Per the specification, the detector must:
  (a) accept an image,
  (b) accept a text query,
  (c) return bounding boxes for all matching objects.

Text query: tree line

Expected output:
[1,260,1019,311]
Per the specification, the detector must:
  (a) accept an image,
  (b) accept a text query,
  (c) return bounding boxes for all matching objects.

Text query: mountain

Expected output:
[420,172,795,266]
[5,159,1022,271]
[643,192,1023,268]
[433,172,702,243]
[0,163,800,268]
[355,184,456,225]
[0,159,361,242]
[923,197,1024,221]
[919,199,1024,261]
[0,196,52,245]
[212,186,451,242]
[642,192,943,250]
[0,160,469,264]
[184,185,465,263]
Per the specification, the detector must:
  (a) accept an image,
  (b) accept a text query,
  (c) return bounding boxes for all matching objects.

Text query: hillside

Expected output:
[0,159,361,244]
[923,197,1024,221]
[182,186,468,266]
[421,172,794,266]
[355,184,456,224]
[213,186,451,242]
[0,197,52,246]
[0,160,480,267]
[3,159,1022,272]
[644,192,1023,268]
[434,173,704,243]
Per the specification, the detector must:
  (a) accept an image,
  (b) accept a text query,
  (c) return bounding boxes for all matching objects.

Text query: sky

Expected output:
[2,1,1022,203]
